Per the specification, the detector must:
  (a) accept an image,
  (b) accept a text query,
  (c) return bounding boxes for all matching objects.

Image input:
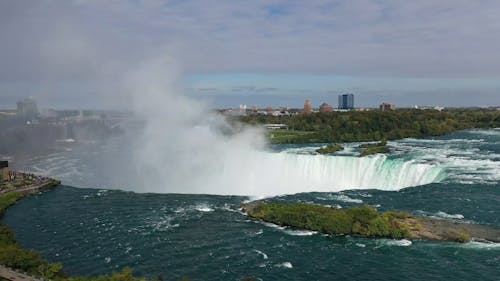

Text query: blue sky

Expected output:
[1,0,500,109]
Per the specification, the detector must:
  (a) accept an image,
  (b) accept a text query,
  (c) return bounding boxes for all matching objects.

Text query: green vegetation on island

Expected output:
[316,144,344,154]
[242,202,411,238]
[241,201,500,243]
[240,109,500,143]
[358,140,389,157]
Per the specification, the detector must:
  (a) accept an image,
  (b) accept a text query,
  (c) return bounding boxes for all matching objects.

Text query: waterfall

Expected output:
[214,152,445,196]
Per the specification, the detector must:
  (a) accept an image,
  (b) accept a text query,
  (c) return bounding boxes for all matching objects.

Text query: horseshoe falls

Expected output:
[218,152,445,196]
[4,129,500,281]
[20,135,446,196]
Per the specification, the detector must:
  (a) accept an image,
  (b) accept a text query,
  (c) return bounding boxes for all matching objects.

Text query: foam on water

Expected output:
[253,249,269,259]
[462,241,500,249]
[433,211,464,220]
[260,221,286,230]
[193,203,214,212]
[330,194,363,204]
[282,229,318,236]
[391,129,500,185]
[274,262,293,268]
[415,210,466,221]
[384,239,412,247]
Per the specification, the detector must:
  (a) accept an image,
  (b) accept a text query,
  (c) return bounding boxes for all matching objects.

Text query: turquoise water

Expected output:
[2,129,500,280]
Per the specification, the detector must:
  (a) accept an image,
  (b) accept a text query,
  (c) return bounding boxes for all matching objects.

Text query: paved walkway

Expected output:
[0,179,55,195]
[0,265,42,281]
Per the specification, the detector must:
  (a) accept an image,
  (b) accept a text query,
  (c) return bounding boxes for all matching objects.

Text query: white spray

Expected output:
[120,57,444,196]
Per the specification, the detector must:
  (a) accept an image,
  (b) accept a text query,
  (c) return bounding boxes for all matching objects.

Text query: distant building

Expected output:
[319,103,333,113]
[288,108,302,114]
[17,97,38,120]
[239,104,247,115]
[380,102,396,111]
[251,105,258,112]
[338,94,354,110]
[413,105,445,111]
[0,161,8,182]
[303,99,312,114]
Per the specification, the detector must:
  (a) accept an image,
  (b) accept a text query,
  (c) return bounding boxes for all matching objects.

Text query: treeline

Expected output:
[239,109,500,143]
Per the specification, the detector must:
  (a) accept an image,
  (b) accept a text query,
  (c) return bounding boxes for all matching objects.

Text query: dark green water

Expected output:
[3,184,500,280]
[2,129,500,280]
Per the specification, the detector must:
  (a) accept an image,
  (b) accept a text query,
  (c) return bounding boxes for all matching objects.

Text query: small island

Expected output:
[241,201,500,243]
[316,144,344,154]
[358,140,389,157]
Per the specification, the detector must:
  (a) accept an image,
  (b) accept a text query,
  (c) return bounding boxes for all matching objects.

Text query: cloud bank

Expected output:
[1,0,500,107]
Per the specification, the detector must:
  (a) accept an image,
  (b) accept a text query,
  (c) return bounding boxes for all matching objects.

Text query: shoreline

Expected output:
[266,126,500,144]
[0,171,61,195]
[0,174,182,281]
[0,173,62,280]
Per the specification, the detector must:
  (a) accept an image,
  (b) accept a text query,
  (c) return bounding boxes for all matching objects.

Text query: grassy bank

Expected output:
[241,109,500,143]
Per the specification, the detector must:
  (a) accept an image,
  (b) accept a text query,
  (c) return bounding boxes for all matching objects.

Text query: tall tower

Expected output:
[303,99,312,114]
[338,94,354,110]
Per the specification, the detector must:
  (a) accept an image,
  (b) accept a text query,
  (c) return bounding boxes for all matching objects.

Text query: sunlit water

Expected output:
[2,129,500,280]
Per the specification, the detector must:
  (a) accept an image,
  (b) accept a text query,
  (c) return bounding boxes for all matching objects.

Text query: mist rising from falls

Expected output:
[121,58,445,196]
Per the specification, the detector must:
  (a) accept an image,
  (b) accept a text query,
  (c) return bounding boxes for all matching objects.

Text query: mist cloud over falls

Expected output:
[113,59,443,196]
[125,58,270,194]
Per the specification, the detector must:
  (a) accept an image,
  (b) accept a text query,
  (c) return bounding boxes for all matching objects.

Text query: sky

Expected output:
[1,0,500,109]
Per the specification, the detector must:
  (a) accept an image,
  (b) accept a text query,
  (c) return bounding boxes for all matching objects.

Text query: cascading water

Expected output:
[215,152,446,196]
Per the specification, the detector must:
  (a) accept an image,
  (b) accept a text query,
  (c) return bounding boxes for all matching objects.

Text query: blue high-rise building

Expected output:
[338,94,354,110]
